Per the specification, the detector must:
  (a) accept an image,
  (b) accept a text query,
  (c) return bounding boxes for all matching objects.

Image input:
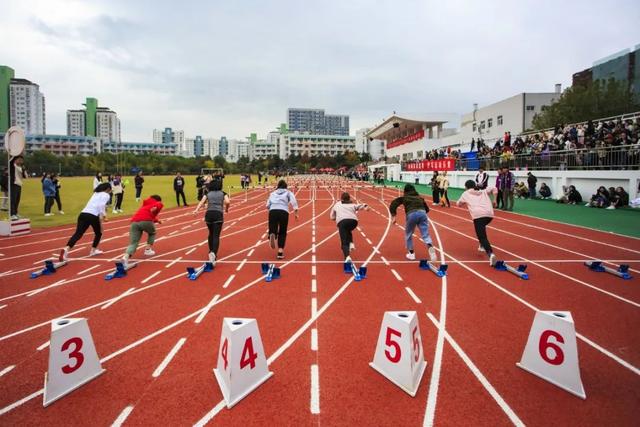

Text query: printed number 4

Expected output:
[539,330,565,365]
[240,337,258,370]
[221,338,229,370]
[384,327,402,363]
[61,337,84,374]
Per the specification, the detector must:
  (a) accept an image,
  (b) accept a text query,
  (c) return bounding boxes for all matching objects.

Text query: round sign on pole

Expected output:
[5,126,26,157]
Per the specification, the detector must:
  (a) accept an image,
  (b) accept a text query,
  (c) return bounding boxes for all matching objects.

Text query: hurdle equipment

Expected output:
[31,259,68,279]
[43,318,105,406]
[370,311,427,396]
[418,260,448,277]
[260,263,281,282]
[517,311,585,399]
[105,261,137,280]
[186,262,214,280]
[584,260,632,280]
[343,260,367,281]
[213,318,273,408]
[493,260,529,280]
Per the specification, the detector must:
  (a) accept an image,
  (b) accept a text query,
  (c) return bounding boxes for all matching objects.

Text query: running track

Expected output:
[0,176,638,426]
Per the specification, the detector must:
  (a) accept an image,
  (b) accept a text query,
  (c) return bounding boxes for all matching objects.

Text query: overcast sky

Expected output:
[2,0,638,141]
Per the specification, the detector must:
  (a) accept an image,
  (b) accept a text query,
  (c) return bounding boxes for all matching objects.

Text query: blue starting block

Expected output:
[494,260,529,280]
[584,261,632,280]
[343,261,367,281]
[186,262,214,280]
[418,260,448,277]
[261,263,281,282]
[30,259,68,279]
[105,261,137,280]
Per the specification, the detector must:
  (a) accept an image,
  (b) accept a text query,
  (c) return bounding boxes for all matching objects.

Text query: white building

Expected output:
[154,128,186,155]
[276,133,356,158]
[225,139,250,162]
[184,136,218,158]
[67,110,85,137]
[442,86,562,149]
[9,78,46,135]
[355,128,384,160]
[250,135,279,159]
[96,107,121,142]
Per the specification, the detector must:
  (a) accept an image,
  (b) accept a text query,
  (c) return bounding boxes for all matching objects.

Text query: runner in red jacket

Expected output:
[122,195,163,267]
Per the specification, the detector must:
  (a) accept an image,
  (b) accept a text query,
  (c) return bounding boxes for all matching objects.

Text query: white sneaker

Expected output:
[477,245,484,252]
[428,246,437,262]
[10,215,19,220]
[606,206,615,210]
[344,256,352,263]
[269,233,276,249]
[44,213,52,217]
[112,209,118,214]
[208,252,216,266]
[89,248,104,256]
[121,257,129,269]
[406,252,416,260]
[59,211,64,215]
[489,253,497,266]
[584,202,590,207]
[349,242,355,251]
[144,248,156,256]
[59,248,69,262]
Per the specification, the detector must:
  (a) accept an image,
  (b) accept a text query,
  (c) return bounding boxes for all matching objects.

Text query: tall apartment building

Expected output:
[67,97,120,142]
[277,133,355,158]
[218,136,229,157]
[0,66,46,135]
[287,108,350,135]
[153,128,186,155]
[184,136,217,158]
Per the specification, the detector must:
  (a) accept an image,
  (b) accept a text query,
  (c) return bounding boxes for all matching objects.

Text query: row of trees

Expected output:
[2,150,372,176]
[532,78,640,130]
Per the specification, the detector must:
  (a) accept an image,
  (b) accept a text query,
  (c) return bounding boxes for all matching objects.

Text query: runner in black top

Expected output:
[193,179,230,265]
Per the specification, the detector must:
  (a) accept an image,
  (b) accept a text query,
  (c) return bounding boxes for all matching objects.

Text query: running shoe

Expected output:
[489,253,497,266]
[59,211,65,214]
[89,248,104,256]
[349,242,355,251]
[344,256,352,263]
[405,252,416,260]
[477,245,484,252]
[269,233,276,249]
[209,251,216,266]
[144,248,156,256]
[277,252,284,259]
[428,246,437,262]
[59,248,68,262]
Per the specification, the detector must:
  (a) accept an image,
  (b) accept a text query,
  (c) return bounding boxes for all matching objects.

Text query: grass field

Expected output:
[3,175,261,228]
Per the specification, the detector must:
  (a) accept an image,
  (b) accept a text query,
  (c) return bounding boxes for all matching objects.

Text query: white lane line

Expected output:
[310,364,320,414]
[111,404,135,427]
[247,249,255,257]
[426,314,524,426]
[168,230,179,236]
[0,390,44,417]
[165,257,183,268]
[101,288,136,310]
[405,287,422,304]
[312,255,316,263]
[236,259,247,271]
[181,225,190,230]
[152,337,187,378]
[37,340,49,351]
[0,365,15,378]
[312,244,316,253]
[185,247,197,255]
[311,279,317,293]
[391,269,403,282]
[311,297,317,317]
[311,266,316,276]
[27,279,66,297]
[0,304,7,310]
[380,256,390,265]
[311,328,318,351]
[195,294,220,324]
[366,238,373,245]
[141,271,161,284]
[77,265,99,275]
[222,274,236,289]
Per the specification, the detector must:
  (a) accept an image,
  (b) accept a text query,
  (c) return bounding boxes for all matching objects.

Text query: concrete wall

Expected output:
[396,169,640,201]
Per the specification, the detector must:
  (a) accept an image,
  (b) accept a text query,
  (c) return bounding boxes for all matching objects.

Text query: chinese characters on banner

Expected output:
[387,129,425,149]
[404,159,455,171]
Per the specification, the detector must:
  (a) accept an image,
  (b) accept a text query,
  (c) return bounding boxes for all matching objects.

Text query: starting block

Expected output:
[584,261,632,280]
[261,263,281,282]
[418,260,448,277]
[105,261,137,280]
[344,261,367,281]
[31,259,68,279]
[494,260,529,280]
[186,262,214,280]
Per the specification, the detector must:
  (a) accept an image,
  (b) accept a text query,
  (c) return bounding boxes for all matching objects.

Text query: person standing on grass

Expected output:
[9,155,27,220]
[112,173,125,213]
[42,173,56,216]
[59,182,112,261]
[389,183,437,262]
[439,171,451,208]
[430,171,440,206]
[330,192,369,263]
[121,195,164,268]
[174,172,188,206]
[193,179,230,265]
[456,180,498,266]
[51,173,64,214]
[134,171,144,202]
[266,179,299,259]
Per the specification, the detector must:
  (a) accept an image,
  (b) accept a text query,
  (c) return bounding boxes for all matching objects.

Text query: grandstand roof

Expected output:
[367,115,447,141]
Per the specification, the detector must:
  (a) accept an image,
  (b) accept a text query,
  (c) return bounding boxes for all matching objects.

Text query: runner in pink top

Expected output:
[456,180,498,265]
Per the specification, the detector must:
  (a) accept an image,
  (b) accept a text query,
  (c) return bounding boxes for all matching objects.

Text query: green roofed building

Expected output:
[67,97,120,142]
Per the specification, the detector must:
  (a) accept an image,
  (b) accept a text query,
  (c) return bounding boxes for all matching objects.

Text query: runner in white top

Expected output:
[330,192,368,262]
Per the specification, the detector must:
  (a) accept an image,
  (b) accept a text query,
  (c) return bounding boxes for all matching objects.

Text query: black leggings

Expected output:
[337,219,358,257]
[54,193,62,211]
[115,193,123,210]
[135,187,142,198]
[440,189,450,207]
[44,196,55,214]
[432,187,440,204]
[473,217,493,254]
[205,211,224,255]
[176,189,186,206]
[67,212,102,248]
[268,209,289,249]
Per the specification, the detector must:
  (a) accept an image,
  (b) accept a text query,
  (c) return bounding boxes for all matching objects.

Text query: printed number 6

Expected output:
[384,327,402,363]
[538,330,564,365]
[61,337,85,374]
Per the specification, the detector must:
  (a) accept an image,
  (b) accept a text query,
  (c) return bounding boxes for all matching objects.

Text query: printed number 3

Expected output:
[61,337,84,374]
[384,327,402,363]
[538,330,564,365]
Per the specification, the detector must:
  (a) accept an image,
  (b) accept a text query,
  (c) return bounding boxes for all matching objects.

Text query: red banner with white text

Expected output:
[403,159,455,171]
[387,129,425,149]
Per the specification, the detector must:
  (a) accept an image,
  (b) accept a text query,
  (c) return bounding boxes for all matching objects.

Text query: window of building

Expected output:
[487,118,493,128]
[480,120,485,129]
[472,123,477,132]
[526,105,535,111]
[497,115,503,125]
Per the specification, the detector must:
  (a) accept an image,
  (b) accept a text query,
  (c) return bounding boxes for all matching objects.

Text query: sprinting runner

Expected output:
[193,179,230,265]
[122,195,164,268]
[389,184,437,261]
[60,182,112,261]
[456,179,498,266]
[330,192,368,262]
[266,179,298,259]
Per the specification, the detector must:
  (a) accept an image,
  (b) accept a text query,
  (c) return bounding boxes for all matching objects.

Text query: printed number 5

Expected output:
[538,330,564,365]
[384,327,402,363]
[61,337,84,374]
